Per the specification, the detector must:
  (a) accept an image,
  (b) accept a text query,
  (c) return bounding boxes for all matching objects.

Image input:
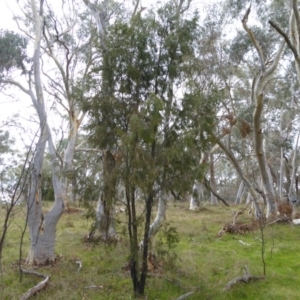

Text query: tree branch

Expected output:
[242,6,266,72]
[269,20,299,60]
[203,178,230,207]
[20,268,49,300]
[0,79,30,95]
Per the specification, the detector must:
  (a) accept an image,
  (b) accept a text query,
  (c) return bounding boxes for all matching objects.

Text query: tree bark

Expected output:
[235,181,245,204]
[215,135,262,218]
[242,7,285,217]
[26,0,64,265]
[210,153,217,205]
[93,150,117,240]
[189,181,203,210]
[147,193,166,253]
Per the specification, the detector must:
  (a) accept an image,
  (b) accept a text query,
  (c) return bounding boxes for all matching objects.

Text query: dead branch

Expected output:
[232,206,248,225]
[239,240,251,246]
[267,217,292,226]
[269,20,299,62]
[203,178,230,207]
[224,274,264,290]
[21,268,47,279]
[20,269,50,300]
[176,291,194,300]
[76,260,82,273]
[84,285,103,289]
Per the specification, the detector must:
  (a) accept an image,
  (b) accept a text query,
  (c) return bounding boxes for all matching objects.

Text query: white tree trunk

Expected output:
[26,0,64,265]
[235,181,245,204]
[216,136,262,218]
[139,193,166,253]
[210,153,217,205]
[246,192,252,204]
[95,195,116,239]
[243,8,285,217]
[62,115,80,205]
[288,131,300,203]
[189,181,203,210]
[149,194,166,238]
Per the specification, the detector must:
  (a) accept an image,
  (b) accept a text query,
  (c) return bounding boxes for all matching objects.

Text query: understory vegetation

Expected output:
[1,201,300,300]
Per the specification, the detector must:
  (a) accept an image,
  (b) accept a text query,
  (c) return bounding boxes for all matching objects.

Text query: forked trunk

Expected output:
[26,0,64,264]
[242,7,285,217]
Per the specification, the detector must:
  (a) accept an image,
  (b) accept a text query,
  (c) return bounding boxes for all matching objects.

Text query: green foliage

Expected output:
[156,222,179,266]
[0,130,13,160]
[84,1,216,197]
[0,30,29,75]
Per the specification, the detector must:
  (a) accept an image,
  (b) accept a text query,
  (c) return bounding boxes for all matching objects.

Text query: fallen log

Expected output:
[224,272,264,291]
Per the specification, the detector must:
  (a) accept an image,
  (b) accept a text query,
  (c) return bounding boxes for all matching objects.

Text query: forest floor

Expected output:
[1,200,300,300]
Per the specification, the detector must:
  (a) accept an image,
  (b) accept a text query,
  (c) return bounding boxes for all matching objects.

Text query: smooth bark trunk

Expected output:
[243,8,285,217]
[215,136,262,218]
[235,181,245,204]
[189,181,203,210]
[288,131,300,206]
[26,0,64,265]
[210,153,217,205]
[147,193,166,253]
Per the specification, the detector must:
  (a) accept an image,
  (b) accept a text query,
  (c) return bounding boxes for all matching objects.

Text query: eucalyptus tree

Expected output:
[38,0,99,206]
[84,0,215,295]
[0,1,65,264]
[269,0,300,202]
[0,0,104,263]
[196,1,294,216]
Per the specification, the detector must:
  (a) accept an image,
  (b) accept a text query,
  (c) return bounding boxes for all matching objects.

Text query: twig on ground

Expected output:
[84,285,103,289]
[223,265,264,291]
[21,268,47,279]
[20,269,50,300]
[267,218,292,226]
[239,240,251,246]
[176,291,194,300]
[223,274,264,290]
[76,260,82,273]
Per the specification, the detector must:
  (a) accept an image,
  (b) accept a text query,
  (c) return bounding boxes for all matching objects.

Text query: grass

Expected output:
[1,201,300,299]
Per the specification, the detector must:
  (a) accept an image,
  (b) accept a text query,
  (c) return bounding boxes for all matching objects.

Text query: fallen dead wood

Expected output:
[232,206,248,225]
[224,274,264,290]
[21,268,47,278]
[20,268,50,300]
[224,266,264,291]
[76,259,82,273]
[218,222,256,236]
[267,217,292,226]
[176,291,194,300]
[238,240,251,246]
[84,285,103,289]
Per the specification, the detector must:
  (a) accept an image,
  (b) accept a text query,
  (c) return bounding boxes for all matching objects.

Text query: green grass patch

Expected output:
[1,201,300,299]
